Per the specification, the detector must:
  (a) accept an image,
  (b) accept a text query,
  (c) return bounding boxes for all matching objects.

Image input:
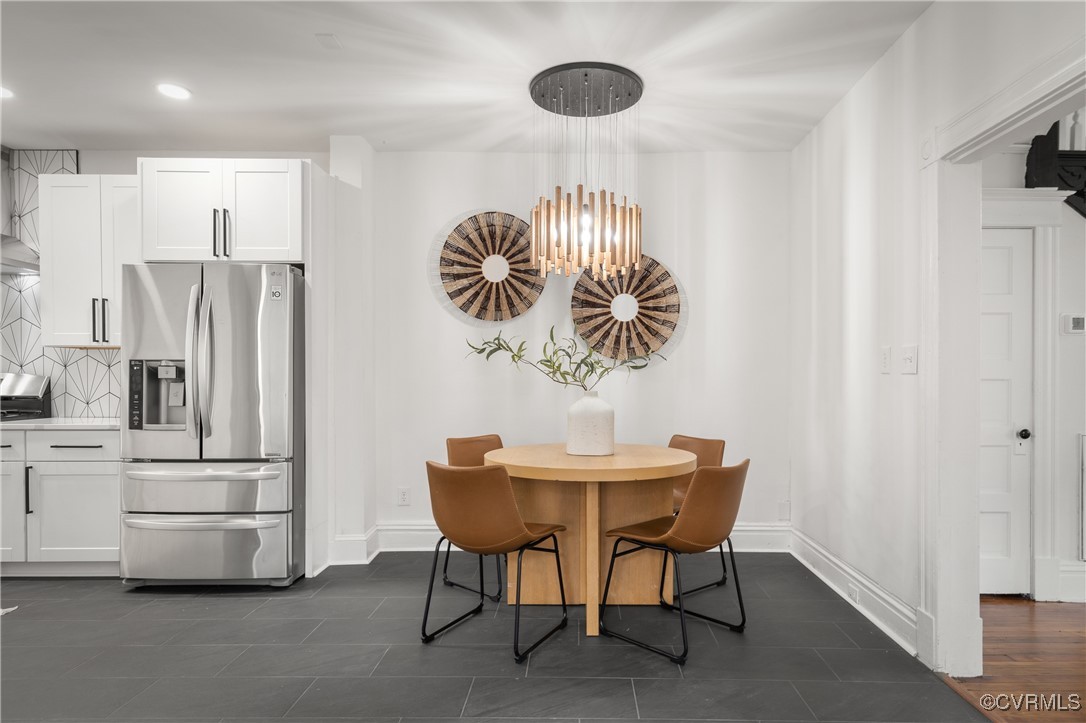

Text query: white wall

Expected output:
[79,149,328,175]
[369,151,791,540]
[788,0,1085,669]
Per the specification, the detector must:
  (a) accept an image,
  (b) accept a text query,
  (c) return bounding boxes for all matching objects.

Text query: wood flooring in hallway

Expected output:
[947,595,1086,721]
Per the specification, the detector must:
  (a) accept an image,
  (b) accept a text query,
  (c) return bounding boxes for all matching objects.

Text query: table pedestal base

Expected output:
[508,476,676,636]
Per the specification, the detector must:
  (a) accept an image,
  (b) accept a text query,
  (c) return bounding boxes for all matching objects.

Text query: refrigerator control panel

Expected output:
[128,360,144,430]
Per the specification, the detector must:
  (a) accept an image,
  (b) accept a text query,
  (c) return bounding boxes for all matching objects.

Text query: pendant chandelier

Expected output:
[528,62,643,280]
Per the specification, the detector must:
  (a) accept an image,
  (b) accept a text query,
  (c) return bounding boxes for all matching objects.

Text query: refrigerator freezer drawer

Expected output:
[122,461,290,513]
[120,513,290,580]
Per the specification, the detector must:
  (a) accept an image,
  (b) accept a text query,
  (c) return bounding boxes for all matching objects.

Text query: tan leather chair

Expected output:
[668,434,729,595]
[599,460,750,664]
[444,435,505,601]
[422,461,568,662]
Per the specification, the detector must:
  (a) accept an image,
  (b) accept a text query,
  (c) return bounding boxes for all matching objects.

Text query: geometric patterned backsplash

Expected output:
[1,274,120,418]
[11,150,79,253]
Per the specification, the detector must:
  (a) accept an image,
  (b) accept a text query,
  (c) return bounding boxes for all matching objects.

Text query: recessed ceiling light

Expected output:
[0,87,13,99]
[314,33,342,50]
[156,83,191,100]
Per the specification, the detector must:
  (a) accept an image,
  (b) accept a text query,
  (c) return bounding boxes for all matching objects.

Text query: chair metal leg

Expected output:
[599,538,688,664]
[512,534,568,663]
[662,543,727,600]
[442,539,503,602]
[421,536,485,643]
[659,538,746,633]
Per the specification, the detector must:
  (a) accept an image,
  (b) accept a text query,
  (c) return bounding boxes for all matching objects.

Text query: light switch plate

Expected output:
[902,345,918,375]
[879,346,892,374]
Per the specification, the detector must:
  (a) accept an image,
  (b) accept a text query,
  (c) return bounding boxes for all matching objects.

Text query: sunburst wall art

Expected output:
[570,255,685,361]
[433,211,545,323]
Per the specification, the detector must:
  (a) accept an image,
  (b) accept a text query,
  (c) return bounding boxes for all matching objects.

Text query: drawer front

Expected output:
[120,513,290,580]
[122,461,291,513]
[0,430,26,461]
[27,430,120,461]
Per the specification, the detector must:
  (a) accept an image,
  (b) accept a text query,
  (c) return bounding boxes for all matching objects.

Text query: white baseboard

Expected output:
[1,562,119,577]
[1060,561,1086,602]
[362,521,792,556]
[790,529,919,656]
[329,527,379,564]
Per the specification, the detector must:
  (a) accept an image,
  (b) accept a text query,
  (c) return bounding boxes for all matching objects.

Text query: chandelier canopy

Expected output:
[528,62,643,281]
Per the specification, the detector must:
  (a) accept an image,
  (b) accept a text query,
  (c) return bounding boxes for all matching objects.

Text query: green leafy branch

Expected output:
[467,326,659,391]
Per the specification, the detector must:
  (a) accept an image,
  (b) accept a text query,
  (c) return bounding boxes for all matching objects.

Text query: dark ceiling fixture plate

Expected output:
[529,62,644,118]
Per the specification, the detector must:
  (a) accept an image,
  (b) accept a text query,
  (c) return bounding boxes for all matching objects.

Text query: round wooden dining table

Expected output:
[484,443,696,636]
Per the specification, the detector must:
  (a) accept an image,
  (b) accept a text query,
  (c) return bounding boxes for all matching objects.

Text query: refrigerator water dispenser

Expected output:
[128,359,187,430]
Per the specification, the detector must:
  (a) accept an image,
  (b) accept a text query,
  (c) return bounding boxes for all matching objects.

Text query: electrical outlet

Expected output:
[847,583,860,604]
[396,487,410,506]
[879,346,892,375]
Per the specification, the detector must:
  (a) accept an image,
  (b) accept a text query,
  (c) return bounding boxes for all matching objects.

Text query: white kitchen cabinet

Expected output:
[39,174,139,346]
[25,461,121,562]
[141,158,304,262]
[1,460,27,562]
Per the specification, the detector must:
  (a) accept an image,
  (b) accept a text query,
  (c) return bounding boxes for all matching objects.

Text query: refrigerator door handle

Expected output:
[198,285,214,438]
[123,518,281,531]
[185,284,201,439]
[126,471,281,482]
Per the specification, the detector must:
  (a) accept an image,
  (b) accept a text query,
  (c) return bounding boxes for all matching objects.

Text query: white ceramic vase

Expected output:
[566,390,615,456]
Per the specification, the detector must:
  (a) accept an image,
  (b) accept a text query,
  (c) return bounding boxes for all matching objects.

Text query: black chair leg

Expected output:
[512,534,568,663]
[599,538,688,664]
[663,543,727,600]
[421,536,485,643]
[659,538,746,633]
[443,539,503,602]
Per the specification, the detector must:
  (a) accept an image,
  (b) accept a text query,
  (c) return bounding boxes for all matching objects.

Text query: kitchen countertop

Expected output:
[0,417,120,431]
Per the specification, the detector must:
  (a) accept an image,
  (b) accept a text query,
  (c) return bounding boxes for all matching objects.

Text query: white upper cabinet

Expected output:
[141,158,305,262]
[39,174,137,347]
[222,160,304,261]
[140,158,223,261]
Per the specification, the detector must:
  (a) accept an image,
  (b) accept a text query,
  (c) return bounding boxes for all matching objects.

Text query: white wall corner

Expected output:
[790,529,920,656]
[1033,556,1063,601]
[1059,561,1086,602]
[915,608,937,669]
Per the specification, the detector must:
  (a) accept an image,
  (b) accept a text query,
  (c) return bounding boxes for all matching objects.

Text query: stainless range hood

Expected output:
[1,234,40,275]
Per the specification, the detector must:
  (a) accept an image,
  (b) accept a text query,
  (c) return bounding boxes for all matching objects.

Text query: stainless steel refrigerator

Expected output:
[120,263,305,585]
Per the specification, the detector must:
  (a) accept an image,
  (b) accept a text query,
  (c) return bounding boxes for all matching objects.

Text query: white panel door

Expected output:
[26,462,121,562]
[141,158,222,261]
[979,227,1033,594]
[38,175,104,346]
[222,159,303,262]
[100,175,140,346]
[0,461,27,562]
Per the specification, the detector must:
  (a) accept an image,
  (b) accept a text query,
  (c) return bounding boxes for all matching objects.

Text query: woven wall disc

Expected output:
[571,255,682,360]
[439,211,545,322]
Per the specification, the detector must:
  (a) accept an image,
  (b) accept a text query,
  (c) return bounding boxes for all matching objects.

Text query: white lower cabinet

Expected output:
[1,430,122,567]
[1,460,27,562]
[26,462,121,562]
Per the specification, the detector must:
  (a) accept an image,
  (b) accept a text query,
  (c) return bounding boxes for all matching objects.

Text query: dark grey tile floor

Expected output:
[0,552,985,722]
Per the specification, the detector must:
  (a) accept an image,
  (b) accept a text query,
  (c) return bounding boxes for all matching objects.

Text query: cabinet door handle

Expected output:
[49,444,104,449]
[25,465,32,514]
[222,208,230,257]
[102,298,109,343]
[1,444,11,448]
[91,298,99,342]
[212,208,220,257]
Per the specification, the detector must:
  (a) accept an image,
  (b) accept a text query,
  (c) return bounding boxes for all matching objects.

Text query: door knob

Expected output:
[1017,429,1032,440]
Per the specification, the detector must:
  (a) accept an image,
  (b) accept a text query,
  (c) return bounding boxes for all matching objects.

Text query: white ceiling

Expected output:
[0,1,931,153]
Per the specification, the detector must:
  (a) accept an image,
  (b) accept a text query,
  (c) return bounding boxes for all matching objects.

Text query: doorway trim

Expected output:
[982,188,1074,600]
[915,38,1084,676]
